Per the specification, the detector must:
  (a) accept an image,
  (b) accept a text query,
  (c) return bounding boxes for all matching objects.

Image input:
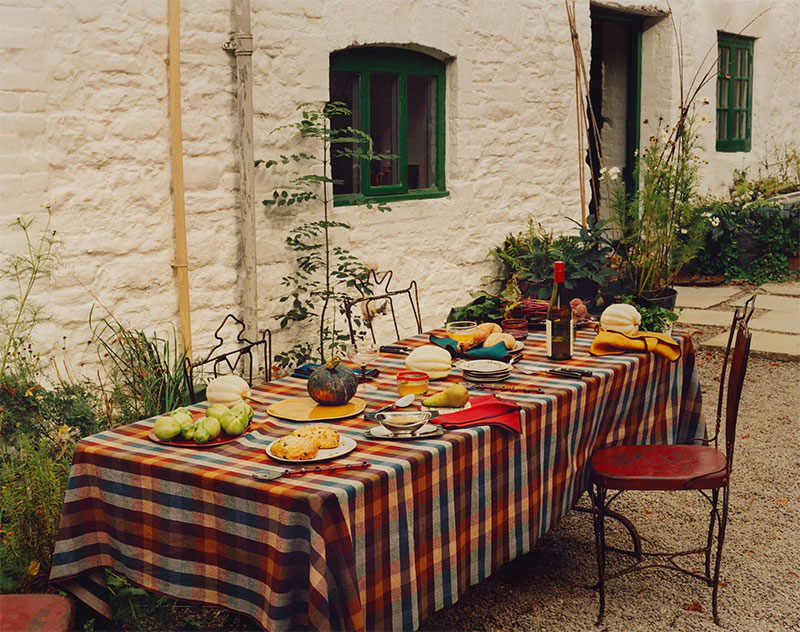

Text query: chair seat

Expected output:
[591,444,728,490]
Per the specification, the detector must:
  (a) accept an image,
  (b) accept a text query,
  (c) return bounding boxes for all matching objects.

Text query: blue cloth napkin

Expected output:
[291,362,380,380]
[429,335,511,361]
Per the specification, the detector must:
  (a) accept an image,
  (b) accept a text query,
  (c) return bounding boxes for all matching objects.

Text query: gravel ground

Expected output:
[420,328,800,632]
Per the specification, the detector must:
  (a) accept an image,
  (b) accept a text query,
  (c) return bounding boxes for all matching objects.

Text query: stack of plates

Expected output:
[457,359,512,382]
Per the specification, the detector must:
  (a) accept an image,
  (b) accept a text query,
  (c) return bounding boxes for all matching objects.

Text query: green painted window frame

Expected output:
[716,33,754,153]
[330,47,447,206]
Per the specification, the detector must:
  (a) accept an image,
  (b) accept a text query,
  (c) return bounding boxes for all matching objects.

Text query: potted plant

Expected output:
[605,106,708,311]
[490,215,615,309]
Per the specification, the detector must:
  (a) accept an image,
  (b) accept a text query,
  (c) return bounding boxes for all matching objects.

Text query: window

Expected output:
[330,47,447,204]
[716,33,753,152]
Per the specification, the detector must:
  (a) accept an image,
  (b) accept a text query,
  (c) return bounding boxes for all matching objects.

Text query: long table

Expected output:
[50,328,703,630]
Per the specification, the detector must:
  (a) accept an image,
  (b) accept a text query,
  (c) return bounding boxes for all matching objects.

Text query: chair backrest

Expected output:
[184,314,272,403]
[343,270,422,344]
[715,296,754,474]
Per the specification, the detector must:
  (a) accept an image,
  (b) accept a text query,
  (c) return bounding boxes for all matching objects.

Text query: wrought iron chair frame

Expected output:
[589,295,755,626]
[184,314,272,404]
[343,270,422,344]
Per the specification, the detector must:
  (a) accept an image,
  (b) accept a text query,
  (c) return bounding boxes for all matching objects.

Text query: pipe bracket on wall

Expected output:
[223,34,253,56]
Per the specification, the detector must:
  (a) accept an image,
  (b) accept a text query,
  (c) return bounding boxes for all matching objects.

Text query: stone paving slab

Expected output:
[760,282,800,296]
[749,312,800,334]
[675,285,740,308]
[677,308,733,327]
[730,294,800,312]
[701,330,800,361]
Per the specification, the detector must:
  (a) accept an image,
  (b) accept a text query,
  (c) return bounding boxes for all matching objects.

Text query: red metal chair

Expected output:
[589,296,755,625]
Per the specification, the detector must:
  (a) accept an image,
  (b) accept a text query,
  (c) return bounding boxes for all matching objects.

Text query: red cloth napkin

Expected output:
[432,394,522,434]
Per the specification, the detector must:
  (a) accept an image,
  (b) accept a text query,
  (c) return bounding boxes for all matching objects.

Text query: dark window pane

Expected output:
[407,75,436,189]
[718,110,727,139]
[330,71,361,195]
[369,73,399,186]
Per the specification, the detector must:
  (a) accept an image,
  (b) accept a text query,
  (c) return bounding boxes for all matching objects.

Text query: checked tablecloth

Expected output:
[50,329,703,631]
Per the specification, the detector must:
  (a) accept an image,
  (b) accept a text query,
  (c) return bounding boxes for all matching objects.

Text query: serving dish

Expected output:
[266,435,357,463]
[267,397,366,422]
[364,423,444,440]
[147,422,251,448]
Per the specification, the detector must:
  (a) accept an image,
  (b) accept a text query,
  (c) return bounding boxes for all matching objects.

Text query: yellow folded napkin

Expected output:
[590,329,682,361]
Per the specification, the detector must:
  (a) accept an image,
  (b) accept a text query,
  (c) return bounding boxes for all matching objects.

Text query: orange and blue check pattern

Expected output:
[50,329,703,631]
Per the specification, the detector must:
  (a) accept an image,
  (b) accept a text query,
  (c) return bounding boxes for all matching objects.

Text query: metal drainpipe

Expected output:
[224,0,259,363]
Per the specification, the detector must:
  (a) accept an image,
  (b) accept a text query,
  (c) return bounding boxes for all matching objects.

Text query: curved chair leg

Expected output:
[591,482,607,625]
[573,503,642,560]
[705,488,720,582]
[712,485,729,625]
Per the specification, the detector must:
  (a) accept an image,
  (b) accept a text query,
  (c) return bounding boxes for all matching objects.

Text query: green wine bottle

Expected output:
[546,261,573,360]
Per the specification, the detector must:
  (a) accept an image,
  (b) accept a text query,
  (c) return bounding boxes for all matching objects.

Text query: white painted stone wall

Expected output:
[1,0,797,376]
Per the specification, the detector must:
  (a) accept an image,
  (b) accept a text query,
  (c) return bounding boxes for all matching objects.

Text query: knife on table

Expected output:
[380,345,412,354]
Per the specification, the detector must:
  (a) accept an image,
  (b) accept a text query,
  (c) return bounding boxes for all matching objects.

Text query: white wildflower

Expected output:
[599,166,621,182]
[680,227,688,235]
[710,216,720,227]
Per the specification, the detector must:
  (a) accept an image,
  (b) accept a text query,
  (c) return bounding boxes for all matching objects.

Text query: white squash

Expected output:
[484,332,516,350]
[206,374,250,406]
[599,303,642,335]
[404,345,452,379]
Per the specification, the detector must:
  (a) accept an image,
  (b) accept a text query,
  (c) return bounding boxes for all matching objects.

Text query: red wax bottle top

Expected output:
[553,261,565,283]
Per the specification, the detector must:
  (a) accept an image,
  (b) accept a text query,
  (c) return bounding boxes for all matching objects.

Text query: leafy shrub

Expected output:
[446,291,506,324]
[691,198,800,283]
[491,215,615,302]
[0,435,74,592]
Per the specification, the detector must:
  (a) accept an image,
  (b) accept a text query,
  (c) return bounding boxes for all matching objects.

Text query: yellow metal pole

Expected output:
[168,0,192,359]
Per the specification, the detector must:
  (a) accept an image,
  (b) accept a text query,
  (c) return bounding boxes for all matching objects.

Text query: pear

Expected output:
[421,384,470,408]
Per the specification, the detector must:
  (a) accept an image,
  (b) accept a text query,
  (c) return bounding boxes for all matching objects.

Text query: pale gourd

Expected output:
[484,332,516,350]
[206,374,250,406]
[404,345,452,379]
[599,303,642,335]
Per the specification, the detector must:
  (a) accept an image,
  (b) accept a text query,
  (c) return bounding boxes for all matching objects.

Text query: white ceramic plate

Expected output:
[266,434,357,463]
[421,401,472,414]
[508,341,525,355]
[364,423,444,440]
[463,369,512,378]
[463,374,511,383]
[457,359,513,372]
[462,368,512,376]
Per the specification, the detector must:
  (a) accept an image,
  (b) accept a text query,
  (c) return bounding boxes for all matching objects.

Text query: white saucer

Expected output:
[364,423,444,440]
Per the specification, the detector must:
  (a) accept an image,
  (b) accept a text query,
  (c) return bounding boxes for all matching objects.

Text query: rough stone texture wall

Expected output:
[1,0,797,375]
[251,0,591,358]
[671,0,800,194]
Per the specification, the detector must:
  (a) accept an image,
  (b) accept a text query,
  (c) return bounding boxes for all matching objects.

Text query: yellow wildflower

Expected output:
[27,560,40,576]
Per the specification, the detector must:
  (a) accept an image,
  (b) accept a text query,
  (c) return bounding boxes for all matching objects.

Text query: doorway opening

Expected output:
[588,7,643,221]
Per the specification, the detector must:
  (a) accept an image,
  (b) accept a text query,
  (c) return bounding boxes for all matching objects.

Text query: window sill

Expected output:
[333,189,450,207]
[716,140,751,153]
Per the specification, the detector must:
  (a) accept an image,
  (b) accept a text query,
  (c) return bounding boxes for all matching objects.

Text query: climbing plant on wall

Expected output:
[257,102,393,369]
